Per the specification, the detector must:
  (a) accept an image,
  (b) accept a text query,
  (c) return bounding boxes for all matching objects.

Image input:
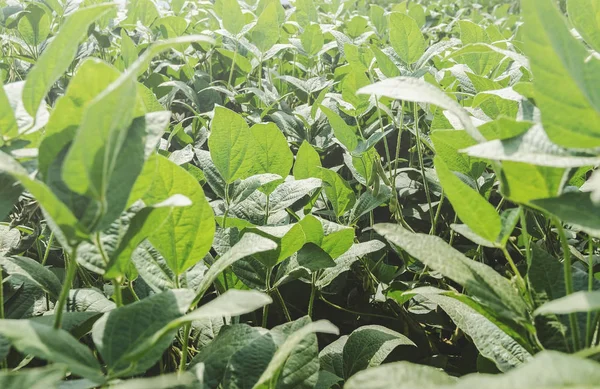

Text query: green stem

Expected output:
[228,44,238,88]
[586,237,595,347]
[501,246,526,290]
[307,273,317,318]
[262,267,273,328]
[412,103,435,230]
[274,288,292,322]
[54,246,78,329]
[430,190,444,235]
[264,195,270,225]
[555,219,580,351]
[319,295,394,320]
[41,232,54,266]
[179,323,192,374]
[0,266,4,320]
[113,279,123,308]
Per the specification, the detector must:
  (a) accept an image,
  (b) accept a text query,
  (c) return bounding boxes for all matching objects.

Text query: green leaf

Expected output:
[293,141,322,180]
[347,350,600,388]
[120,29,138,69]
[122,290,273,367]
[321,106,358,152]
[374,223,529,322]
[209,107,256,184]
[124,0,159,26]
[522,0,600,148]
[345,361,455,389]
[253,319,339,389]
[189,324,268,388]
[92,289,195,377]
[535,291,600,315]
[568,0,600,52]
[319,168,356,217]
[435,156,502,243]
[0,79,18,141]
[22,3,117,116]
[462,125,600,168]
[389,12,425,65]
[220,0,245,36]
[131,155,215,275]
[0,366,67,389]
[195,233,277,298]
[249,122,293,179]
[419,292,532,372]
[0,256,61,299]
[0,319,104,381]
[343,325,415,379]
[109,372,199,389]
[0,151,88,246]
[358,77,485,143]
[38,59,121,179]
[18,5,50,48]
[252,3,280,53]
[532,192,600,238]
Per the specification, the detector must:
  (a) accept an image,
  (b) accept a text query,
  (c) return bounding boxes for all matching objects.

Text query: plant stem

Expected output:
[319,295,394,320]
[113,279,123,308]
[412,103,435,230]
[54,246,78,329]
[307,274,317,318]
[274,288,292,322]
[555,219,581,351]
[41,231,54,266]
[262,267,272,328]
[501,246,526,290]
[430,190,444,235]
[228,43,238,88]
[179,323,192,374]
[586,237,595,347]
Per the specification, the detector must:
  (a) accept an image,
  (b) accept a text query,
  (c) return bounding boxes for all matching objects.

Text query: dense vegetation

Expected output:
[1,0,600,387]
